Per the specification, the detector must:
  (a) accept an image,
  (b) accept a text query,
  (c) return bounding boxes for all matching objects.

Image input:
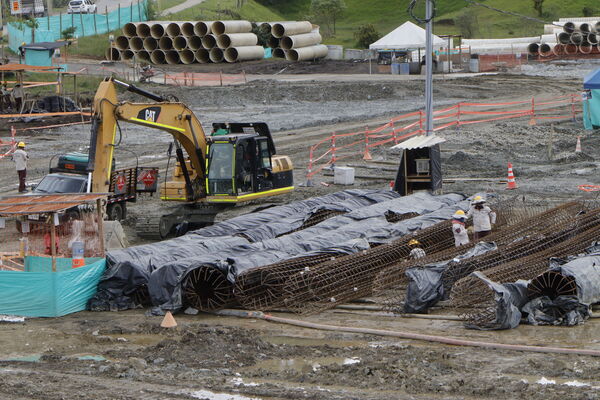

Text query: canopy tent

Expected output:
[370,21,446,50]
[583,68,600,130]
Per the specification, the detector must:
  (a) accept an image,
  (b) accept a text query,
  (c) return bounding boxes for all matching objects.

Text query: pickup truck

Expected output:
[33,153,158,220]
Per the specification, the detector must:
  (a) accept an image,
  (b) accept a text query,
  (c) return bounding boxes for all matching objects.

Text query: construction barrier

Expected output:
[306,94,582,181]
[0,126,17,160]
[161,71,248,87]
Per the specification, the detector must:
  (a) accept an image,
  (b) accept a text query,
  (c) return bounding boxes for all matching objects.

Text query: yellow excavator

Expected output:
[89,77,294,239]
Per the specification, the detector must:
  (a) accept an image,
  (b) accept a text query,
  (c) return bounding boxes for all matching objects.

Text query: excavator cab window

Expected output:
[207,142,235,195]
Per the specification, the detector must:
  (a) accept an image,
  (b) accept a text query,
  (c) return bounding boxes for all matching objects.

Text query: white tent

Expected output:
[370,21,446,50]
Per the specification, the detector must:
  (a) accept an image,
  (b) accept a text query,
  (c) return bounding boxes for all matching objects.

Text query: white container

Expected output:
[334,167,355,185]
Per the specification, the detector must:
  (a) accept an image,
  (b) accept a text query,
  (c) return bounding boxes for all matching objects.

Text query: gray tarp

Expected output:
[90,191,466,313]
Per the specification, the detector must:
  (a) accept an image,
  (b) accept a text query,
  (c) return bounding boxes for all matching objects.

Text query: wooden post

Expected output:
[137,0,141,20]
[130,2,133,22]
[80,10,84,36]
[118,4,121,26]
[242,69,246,83]
[219,70,223,86]
[50,215,57,272]
[96,199,105,257]
[74,74,78,107]
[106,6,109,31]
[71,11,74,30]
[93,12,97,35]
[59,13,62,37]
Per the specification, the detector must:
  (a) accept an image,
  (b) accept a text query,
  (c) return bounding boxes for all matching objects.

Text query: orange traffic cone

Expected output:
[160,311,177,328]
[506,162,517,190]
[575,136,582,153]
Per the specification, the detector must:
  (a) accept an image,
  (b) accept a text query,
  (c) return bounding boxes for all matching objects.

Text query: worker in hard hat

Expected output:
[466,195,496,240]
[12,142,29,193]
[452,210,469,247]
[408,239,426,259]
[11,83,25,113]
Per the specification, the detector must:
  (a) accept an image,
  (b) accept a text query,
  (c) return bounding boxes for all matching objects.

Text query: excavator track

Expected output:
[135,216,170,240]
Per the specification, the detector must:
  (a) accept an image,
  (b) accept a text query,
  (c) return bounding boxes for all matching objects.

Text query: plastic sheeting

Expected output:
[404,241,498,313]
[522,296,590,326]
[91,191,466,313]
[0,258,106,317]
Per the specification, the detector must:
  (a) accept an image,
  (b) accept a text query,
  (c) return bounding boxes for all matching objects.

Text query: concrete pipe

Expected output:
[159,36,173,50]
[571,32,584,45]
[217,33,258,49]
[105,47,120,61]
[588,34,599,45]
[540,34,556,43]
[209,47,224,63]
[123,23,138,38]
[272,48,285,58]
[143,37,158,51]
[115,36,130,51]
[581,23,593,33]
[188,36,203,51]
[272,21,312,38]
[580,44,593,54]
[552,44,563,56]
[267,36,279,48]
[136,23,151,38]
[136,50,151,62]
[563,21,575,33]
[181,22,195,37]
[211,20,252,35]
[557,32,571,44]
[173,36,188,51]
[165,50,181,64]
[195,49,211,63]
[150,49,166,64]
[194,21,215,37]
[286,44,328,61]
[151,23,169,39]
[280,32,322,50]
[201,34,217,49]
[595,22,600,33]
[539,43,556,57]
[179,49,196,64]
[564,44,577,55]
[120,49,135,60]
[224,46,264,62]
[166,22,184,37]
[527,43,540,56]
[129,37,144,51]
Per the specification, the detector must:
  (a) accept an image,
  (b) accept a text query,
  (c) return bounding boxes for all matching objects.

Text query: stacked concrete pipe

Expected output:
[107,19,325,65]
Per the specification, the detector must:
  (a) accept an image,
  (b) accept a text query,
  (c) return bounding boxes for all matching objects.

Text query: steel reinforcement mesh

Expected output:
[452,217,600,328]
[376,202,585,312]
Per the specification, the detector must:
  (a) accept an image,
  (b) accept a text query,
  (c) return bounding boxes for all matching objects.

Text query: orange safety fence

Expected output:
[0,126,17,159]
[578,185,600,192]
[306,94,582,181]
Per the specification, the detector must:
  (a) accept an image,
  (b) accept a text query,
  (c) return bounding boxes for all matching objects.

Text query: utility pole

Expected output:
[424,0,433,136]
[47,0,53,16]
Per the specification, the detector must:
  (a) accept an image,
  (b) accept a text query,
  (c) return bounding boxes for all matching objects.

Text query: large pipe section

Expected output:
[280,32,322,50]
[216,33,258,49]
[136,23,151,38]
[129,37,144,51]
[195,49,211,63]
[224,45,264,62]
[557,32,571,44]
[179,49,195,64]
[588,34,599,45]
[194,21,214,36]
[150,49,166,64]
[527,43,539,56]
[166,22,183,37]
[159,36,173,50]
[173,36,188,51]
[165,50,181,64]
[136,50,151,62]
[181,22,195,37]
[188,36,202,51]
[105,47,120,61]
[123,22,138,38]
[209,48,224,63]
[211,20,252,35]
[150,23,170,39]
[201,34,217,49]
[267,36,279,48]
[570,32,584,45]
[115,36,130,50]
[120,49,135,60]
[539,43,556,56]
[272,21,312,38]
[272,48,285,58]
[143,37,158,51]
[580,44,593,54]
[286,44,328,61]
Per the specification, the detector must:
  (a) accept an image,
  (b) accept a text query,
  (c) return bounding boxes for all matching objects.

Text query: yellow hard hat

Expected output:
[473,196,482,201]
[17,142,25,148]
[455,210,465,216]
[409,239,420,246]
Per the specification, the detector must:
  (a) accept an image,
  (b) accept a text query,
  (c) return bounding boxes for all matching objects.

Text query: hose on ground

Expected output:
[214,309,600,357]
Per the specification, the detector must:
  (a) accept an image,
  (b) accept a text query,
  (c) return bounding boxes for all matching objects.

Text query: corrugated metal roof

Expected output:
[390,134,446,151]
[0,193,106,216]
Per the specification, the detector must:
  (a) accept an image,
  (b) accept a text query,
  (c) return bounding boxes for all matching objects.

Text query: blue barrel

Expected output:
[391,63,401,74]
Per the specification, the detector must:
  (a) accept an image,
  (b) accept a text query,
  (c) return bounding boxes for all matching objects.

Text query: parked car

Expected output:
[67,0,97,14]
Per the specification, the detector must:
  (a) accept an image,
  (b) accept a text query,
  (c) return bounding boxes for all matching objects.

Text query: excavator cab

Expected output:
[204,123,293,202]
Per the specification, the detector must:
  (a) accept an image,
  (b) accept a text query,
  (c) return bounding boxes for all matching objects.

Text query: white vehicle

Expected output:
[67,0,97,14]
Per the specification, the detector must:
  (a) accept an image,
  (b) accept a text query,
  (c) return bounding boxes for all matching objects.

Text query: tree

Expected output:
[454,9,478,38]
[532,0,544,17]
[354,24,380,49]
[310,0,346,36]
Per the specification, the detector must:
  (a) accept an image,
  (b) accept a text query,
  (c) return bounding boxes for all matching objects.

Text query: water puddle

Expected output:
[0,354,41,362]
[244,356,361,374]
[186,389,261,400]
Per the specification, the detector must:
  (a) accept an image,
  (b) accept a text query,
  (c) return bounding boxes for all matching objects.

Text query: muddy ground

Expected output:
[1,65,600,399]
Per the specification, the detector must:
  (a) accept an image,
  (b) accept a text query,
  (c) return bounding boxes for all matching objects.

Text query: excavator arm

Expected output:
[88,77,207,201]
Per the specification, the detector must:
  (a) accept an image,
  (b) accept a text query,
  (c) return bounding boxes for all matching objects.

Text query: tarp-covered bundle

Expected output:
[89,190,466,314]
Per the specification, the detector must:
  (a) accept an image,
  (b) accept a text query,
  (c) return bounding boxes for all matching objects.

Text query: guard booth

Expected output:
[583,68,600,130]
[391,134,445,196]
